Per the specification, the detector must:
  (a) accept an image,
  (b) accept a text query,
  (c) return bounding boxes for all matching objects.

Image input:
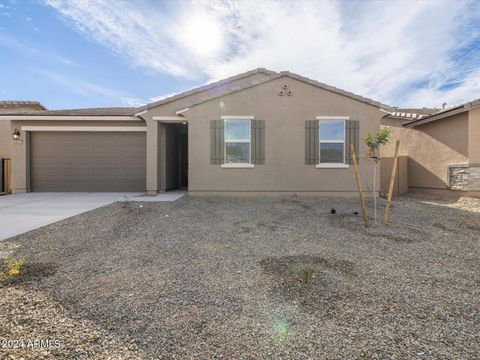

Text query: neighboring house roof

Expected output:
[0,100,46,110]
[395,107,439,116]
[385,107,440,121]
[404,98,480,128]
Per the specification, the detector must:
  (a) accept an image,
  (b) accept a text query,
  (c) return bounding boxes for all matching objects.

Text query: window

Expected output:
[319,120,345,164]
[225,119,251,164]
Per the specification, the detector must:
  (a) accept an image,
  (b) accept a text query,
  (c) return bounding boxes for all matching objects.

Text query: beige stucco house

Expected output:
[381,99,480,196]
[0,101,46,193]
[0,69,392,195]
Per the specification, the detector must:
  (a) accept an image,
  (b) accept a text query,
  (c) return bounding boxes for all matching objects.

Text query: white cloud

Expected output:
[44,0,480,107]
[39,69,125,99]
[120,97,147,107]
[38,70,149,107]
[0,33,77,66]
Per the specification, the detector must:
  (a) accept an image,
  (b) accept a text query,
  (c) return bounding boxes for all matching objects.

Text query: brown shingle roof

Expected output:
[161,69,394,112]
[0,100,46,110]
[141,68,394,112]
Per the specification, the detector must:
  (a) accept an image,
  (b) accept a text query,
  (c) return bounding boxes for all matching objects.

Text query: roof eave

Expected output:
[404,100,480,128]
[139,68,277,112]
[279,71,394,111]
[0,115,141,121]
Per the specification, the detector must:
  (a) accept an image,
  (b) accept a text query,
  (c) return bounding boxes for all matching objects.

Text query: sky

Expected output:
[0,0,479,110]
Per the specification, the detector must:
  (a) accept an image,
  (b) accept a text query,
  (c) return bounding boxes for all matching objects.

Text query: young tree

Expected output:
[363,128,391,223]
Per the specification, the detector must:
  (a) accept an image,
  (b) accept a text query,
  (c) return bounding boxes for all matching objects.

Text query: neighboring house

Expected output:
[0,101,46,193]
[381,99,480,195]
[0,68,391,195]
[0,101,46,160]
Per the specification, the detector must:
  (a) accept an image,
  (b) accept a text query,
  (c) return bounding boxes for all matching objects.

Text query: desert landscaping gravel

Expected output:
[1,195,479,359]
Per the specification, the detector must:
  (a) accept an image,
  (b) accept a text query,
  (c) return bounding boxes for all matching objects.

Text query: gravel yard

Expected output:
[1,195,479,359]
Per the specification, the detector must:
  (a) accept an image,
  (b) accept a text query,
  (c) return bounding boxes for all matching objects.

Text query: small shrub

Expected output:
[298,267,316,284]
[0,259,25,284]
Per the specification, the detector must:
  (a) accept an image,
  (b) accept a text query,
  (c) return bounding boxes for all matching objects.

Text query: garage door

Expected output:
[31,132,146,192]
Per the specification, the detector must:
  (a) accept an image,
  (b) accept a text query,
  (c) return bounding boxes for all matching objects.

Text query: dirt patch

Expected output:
[432,221,455,232]
[234,220,279,234]
[276,197,312,211]
[260,255,355,278]
[259,255,355,313]
[459,217,480,231]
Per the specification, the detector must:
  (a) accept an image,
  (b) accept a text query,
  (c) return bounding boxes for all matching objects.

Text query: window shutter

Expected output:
[305,120,319,164]
[251,120,265,164]
[345,120,360,165]
[210,120,224,164]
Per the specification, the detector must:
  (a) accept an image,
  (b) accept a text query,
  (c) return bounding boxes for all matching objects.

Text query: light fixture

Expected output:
[12,129,20,141]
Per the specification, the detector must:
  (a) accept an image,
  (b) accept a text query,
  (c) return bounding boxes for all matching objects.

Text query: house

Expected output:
[0,69,393,195]
[0,101,46,193]
[381,99,480,196]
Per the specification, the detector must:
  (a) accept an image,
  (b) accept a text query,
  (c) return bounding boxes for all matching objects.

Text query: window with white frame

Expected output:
[225,119,251,164]
[319,120,345,164]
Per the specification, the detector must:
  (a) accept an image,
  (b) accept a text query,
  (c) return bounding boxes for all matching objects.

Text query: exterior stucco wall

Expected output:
[145,72,273,117]
[468,108,480,164]
[9,119,145,193]
[380,117,412,157]
[0,105,44,159]
[0,121,10,159]
[180,76,382,194]
[403,113,468,189]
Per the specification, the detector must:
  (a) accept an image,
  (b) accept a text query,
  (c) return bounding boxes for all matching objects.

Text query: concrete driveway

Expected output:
[0,192,141,241]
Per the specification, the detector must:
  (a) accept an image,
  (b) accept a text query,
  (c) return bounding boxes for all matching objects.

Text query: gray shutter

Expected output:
[210,120,224,164]
[251,120,265,164]
[345,120,360,165]
[305,120,319,164]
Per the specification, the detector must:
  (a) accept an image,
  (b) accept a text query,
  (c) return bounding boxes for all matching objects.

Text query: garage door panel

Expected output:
[31,132,146,192]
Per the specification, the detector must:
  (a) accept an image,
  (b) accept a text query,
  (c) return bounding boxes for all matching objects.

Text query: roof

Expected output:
[139,68,277,111]
[1,68,397,117]
[150,69,393,112]
[404,98,480,128]
[384,107,440,121]
[394,107,439,116]
[0,107,137,116]
[279,71,393,111]
[0,100,46,110]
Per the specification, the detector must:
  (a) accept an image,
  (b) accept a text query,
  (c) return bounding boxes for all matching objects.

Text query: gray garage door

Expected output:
[31,132,146,192]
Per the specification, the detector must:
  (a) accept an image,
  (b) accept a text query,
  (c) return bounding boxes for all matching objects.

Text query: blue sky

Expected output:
[0,0,479,110]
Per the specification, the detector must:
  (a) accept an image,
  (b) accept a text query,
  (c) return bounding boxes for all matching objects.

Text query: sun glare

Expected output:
[179,12,224,58]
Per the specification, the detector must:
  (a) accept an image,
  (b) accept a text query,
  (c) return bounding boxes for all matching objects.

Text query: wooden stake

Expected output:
[351,144,369,228]
[383,140,400,224]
